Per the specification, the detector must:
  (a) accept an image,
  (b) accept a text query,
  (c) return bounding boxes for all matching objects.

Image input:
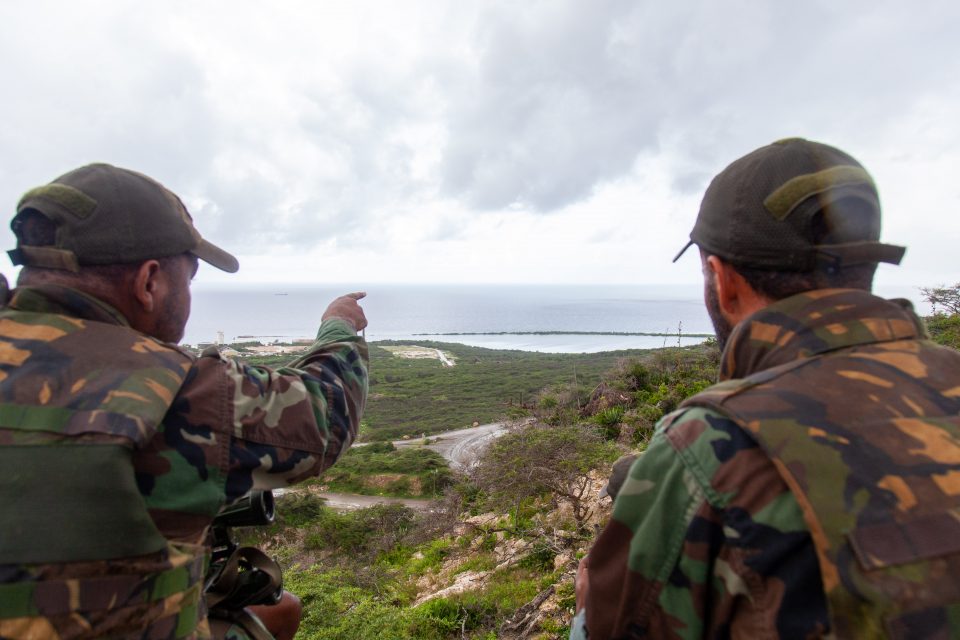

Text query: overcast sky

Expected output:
[1,1,957,291]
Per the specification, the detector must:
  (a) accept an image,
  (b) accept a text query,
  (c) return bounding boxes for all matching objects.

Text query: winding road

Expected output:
[309,422,510,511]
[393,422,506,471]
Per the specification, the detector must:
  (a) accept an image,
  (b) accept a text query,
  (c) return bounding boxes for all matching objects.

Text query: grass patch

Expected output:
[322,443,453,498]
[364,341,661,440]
[225,341,723,639]
[242,339,712,442]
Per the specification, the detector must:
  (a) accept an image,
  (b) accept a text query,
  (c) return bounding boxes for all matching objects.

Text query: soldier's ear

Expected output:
[132,259,162,313]
[705,255,734,313]
[707,255,771,323]
[706,256,752,320]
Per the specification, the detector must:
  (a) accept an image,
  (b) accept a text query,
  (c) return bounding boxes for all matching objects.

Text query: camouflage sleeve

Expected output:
[221,318,368,500]
[580,407,827,639]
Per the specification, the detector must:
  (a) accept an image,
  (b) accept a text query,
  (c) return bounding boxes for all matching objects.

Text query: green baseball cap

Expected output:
[9,163,239,273]
[673,138,905,271]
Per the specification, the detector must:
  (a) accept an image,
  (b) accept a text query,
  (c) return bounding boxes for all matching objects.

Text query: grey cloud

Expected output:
[0,9,219,259]
[189,170,372,254]
[441,0,655,211]
[438,0,960,212]
[2,0,958,263]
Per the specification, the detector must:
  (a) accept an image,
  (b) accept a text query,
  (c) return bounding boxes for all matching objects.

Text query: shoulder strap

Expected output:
[206,546,283,611]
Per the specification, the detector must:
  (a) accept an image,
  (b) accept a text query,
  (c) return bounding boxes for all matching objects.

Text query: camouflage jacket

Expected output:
[574,289,960,639]
[0,285,368,639]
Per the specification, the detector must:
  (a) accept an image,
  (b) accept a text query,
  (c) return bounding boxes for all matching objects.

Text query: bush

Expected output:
[471,422,620,530]
[518,542,556,572]
[323,446,454,498]
[278,492,326,527]
[409,599,462,637]
[601,346,718,445]
[926,313,960,350]
[594,405,625,427]
[305,503,415,558]
[593,405,626,439]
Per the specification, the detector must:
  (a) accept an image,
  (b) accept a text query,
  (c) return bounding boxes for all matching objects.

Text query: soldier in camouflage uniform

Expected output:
[571,138,960,639]
[0,164,369,639]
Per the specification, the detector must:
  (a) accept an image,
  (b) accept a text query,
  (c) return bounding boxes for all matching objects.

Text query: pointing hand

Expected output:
[322,292,368,333]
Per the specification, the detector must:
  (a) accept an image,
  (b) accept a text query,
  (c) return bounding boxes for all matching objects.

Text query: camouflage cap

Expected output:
[9,163,239,273]
[673,138,905,271]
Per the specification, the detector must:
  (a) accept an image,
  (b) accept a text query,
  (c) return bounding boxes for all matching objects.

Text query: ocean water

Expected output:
[184,284,714,353]
[184,282,929,354]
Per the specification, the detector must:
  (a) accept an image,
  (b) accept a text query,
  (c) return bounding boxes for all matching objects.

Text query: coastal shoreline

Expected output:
[184,333,712,355]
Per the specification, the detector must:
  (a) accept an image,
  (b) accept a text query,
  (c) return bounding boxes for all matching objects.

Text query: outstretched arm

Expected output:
[220,294,369,500]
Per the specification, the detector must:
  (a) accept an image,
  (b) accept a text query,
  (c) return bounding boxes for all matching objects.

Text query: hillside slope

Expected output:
[236,342,719,639]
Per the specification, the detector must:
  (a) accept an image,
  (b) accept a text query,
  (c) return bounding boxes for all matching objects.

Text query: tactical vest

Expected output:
[685,335,960,639]
[0,305,208,639]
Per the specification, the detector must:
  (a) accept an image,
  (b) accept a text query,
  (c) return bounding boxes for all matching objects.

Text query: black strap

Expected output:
[206,546,283,610]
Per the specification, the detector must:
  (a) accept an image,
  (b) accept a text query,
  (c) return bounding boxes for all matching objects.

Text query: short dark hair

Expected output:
[730,261,877,300]
[709,196,879,300]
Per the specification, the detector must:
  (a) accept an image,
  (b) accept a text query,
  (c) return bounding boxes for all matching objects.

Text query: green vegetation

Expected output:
[472,422,621,530]
[418,330,713,337]
[534,342,719,447]
[922,283,960,350]
[236,492,560,640]
[927,313,960,350]
[320,443,453,498]
[363,341,660,440]
[241,338,714,441]
[224,283,960,637]
[229,341,721,639]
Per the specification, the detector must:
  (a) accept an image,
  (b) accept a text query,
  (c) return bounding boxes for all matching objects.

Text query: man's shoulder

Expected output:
[672,376,753,412]
[658,403,753,448]
[649,403,790,507]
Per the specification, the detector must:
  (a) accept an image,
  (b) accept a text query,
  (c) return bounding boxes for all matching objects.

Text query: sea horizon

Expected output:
[183,282,930,354]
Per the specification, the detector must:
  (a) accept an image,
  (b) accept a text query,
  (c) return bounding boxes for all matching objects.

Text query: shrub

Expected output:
[471,422,620,530]
[322,446,454,498]
[927,313,960,350]
[278,492,326,527]
[305,503,415,559]
[518,542,556,572]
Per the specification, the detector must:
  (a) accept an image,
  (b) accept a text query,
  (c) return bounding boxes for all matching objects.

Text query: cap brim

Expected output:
[192,238,239,273]
[672,240,694,263]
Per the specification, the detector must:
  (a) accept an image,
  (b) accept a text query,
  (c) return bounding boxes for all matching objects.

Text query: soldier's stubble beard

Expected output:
[152,256,194,344]
[705,278,734,352]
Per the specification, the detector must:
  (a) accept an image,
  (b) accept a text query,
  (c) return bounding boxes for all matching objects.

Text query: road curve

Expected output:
[394,422,507,470]
[301,423,512,511]
[313,491,433,511]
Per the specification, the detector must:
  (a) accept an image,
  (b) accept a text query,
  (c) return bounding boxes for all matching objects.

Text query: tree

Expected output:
[921,283,960,315]
[471,422,619,532]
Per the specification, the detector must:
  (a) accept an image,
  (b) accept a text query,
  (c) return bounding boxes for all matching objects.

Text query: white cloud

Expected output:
[0,0,958,290]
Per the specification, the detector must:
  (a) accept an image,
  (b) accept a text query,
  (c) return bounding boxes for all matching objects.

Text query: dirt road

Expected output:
[307,422,511,511]
[312,491,435,511]
[393,422,507,470]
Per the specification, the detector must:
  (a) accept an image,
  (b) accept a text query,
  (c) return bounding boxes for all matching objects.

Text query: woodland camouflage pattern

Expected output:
[577,289,960,639]
[0,284,367,639]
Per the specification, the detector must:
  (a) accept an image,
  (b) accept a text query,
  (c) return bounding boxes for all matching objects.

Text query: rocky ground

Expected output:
[409,470,613,638]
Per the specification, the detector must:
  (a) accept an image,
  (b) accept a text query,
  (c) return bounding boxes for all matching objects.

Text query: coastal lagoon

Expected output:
[185,284,713,353]
[185,282,928,353]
